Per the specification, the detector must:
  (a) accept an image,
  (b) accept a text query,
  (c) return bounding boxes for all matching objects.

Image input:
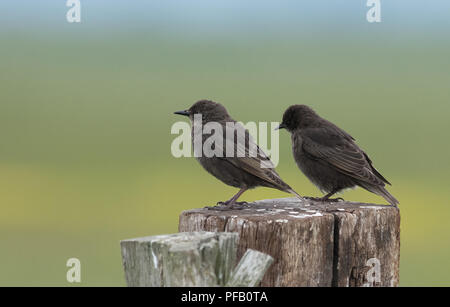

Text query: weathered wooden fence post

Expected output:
[120,232,273,287]
[179,197,400,287]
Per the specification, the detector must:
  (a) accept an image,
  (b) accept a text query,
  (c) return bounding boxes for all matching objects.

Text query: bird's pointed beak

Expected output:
[174,110,190,116]
[275,123,286,130]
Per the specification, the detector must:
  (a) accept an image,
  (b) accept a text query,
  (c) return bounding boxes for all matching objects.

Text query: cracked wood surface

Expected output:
[178,197,400,287]
[120,232,239,286]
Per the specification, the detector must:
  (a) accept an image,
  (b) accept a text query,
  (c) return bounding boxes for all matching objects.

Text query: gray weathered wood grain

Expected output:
[226,249,273,287]
[120,232,239,287]
[178,197,400,287]
[332,205,400,286]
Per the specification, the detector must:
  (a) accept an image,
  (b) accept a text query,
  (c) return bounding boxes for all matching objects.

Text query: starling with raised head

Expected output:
[277,105,398,206]
[174,100,302,206]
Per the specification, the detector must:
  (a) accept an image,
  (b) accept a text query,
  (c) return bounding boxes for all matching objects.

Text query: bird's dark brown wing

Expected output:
[219,122,298,194]
[301,127,387,186]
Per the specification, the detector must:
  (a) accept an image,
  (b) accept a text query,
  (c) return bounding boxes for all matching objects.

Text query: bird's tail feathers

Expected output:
[372,185,399,207]
[358,181,399,207]
[287,188,303,201]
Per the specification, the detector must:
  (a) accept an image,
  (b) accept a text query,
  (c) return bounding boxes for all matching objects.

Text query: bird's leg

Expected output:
[304,189,344,202]
[217,188,248,206]
[319,189,344,202]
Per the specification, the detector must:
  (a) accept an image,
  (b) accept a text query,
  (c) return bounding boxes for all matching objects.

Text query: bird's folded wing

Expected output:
[218,122,288,190]
[301,128,385,186]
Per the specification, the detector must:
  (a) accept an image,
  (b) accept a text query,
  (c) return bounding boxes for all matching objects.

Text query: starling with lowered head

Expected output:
[277,105,398,206]
[174,100,302,206]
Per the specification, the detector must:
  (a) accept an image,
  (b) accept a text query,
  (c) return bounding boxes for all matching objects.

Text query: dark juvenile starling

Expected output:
[174,100,302,206]
[277,105,399,206]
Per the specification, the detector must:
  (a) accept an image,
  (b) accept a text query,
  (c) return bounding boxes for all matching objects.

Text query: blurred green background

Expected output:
[1,1,449,286]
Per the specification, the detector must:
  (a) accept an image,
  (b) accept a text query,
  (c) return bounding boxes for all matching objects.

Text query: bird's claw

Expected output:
[216,201,248,206]
[205,201,249,211]
[304,196,344,203]
[327,197,344,202]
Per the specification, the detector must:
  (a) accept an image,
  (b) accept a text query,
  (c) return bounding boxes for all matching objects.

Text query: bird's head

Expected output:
[174,100,230,122]
[277,104,318,132]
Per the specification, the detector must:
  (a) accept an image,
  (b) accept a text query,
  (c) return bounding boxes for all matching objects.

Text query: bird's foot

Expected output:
[205,201,249,211]
[304,196,344,203]
[217,200,248,206]
[324,197,344,202]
